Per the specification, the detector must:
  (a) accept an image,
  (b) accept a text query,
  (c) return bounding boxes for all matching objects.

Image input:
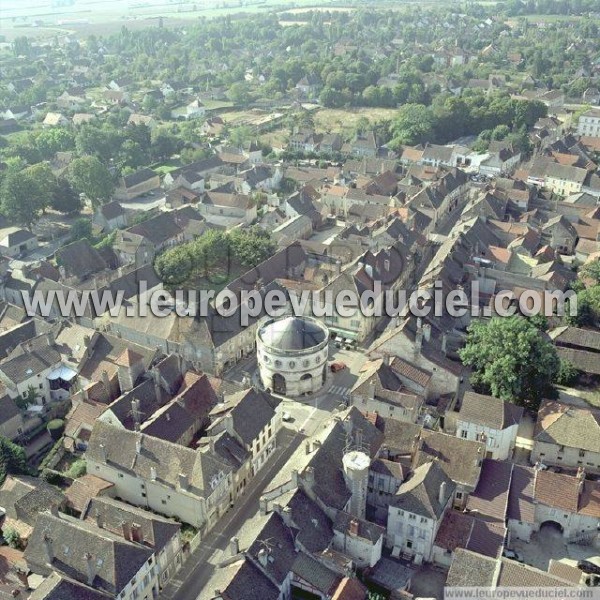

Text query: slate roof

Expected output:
[122,167,157,188]
[286,489,333,553]
[83,496,180,551]
[459,392,523,430]
[258,316,327,351]
[199,559,280,600]
[55,239,107,281]
[25,512,153,595]
[0,345,61,384]
[29,572,108,600]
[416,430,484,489]
[85,421,233,497]
[292,553,341,595]
[391,461,455,519]
[211,388,277,447]
[0,476,66,525]
[333,511,384,544]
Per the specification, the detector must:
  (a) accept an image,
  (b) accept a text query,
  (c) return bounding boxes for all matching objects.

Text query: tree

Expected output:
[15,385,38,411]
[0,436,28,486]
[151,129,181,161]
[154,246,194,286]
[70,218,94,242]
[47,419,65,441]
[67,156,115,207]
[459,316,560,410]
[556,359,579,386]
[227,82,252,105]
[66,459,87,479]
[389,104,435,147]
[34,128,75,160]
[3,526,23,550]
[51,177,82,214]
[1,166,53,229]
[581,259,600,285]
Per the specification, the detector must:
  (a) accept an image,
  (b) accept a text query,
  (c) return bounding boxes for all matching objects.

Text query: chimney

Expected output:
[441,334,448,356]
[369,380,376,400]
[415,319,424,354]
[46,331,55,347]
[229,536,239,556]
[84,552,95,585]
[384,259,390,272]
[136,438,142,454]
[131,523,142,543]
[83,335,91,358]
[439,481,447,505]
[423,323,431,342]
[258,548,268,567]
[305,440,311,455]
[349,519,359,536]
[132,398,140,431]
[49,504,59,517]
[101,370,111,394]
[313,440,322,451]
[121,521,131,541]
[43,533,53,563]
[303,466,315,488]
[291,469,299,488]
[152,367,161,396]
[178,473,188,491]
[98,444,107,463]
[95,509,103,529]
[82,386,89,402]
[577,466,586,496]
[150,466,157,481]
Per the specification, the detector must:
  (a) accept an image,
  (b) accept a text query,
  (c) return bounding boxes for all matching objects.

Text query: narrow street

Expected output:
[160,428,304,600]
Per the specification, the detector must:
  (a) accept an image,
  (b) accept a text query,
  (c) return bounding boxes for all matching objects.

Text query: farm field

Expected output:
[313,107,399,134]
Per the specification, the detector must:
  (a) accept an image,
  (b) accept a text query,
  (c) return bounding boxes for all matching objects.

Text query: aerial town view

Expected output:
[2,0,600,598]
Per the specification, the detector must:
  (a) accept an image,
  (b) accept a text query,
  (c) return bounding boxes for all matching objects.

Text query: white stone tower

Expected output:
[342,429,370,520]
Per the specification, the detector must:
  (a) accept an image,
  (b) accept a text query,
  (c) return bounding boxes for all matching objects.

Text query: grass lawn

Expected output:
[313,106,399,135]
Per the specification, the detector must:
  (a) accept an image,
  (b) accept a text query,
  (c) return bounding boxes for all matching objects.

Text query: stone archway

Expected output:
[272,373,286,395]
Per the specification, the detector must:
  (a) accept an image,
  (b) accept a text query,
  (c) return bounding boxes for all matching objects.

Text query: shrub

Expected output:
[47,419,65,441]
[66,459,87,479]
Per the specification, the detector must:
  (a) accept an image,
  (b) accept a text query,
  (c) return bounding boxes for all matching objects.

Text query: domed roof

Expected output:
[259,317,327,351]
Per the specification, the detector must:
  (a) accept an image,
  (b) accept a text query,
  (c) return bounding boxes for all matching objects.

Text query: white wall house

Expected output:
[455,392,523,460]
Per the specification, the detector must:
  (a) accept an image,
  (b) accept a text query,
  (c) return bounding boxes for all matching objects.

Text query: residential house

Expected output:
[386,461,455,562]
[25,511,160,600]
[42,112,68,127]
[350,358,424,423]
[455,392,523,460]
[414,430,485,509]
[0,391,24,440]
[82,496,183,587]
[86,421,235,530]
[93,200,127,232]
[127,113,157,129]
[332,511,385,568]
[0,228,37,257]
[479,143,521,176]
[199,191,257,225]
[531,400,600,472]
[208,388,281,476]
[577,108,600,138]
[115,167,160,201]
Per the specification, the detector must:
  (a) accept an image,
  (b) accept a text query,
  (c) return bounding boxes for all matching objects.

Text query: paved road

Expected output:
[160,428,304,600]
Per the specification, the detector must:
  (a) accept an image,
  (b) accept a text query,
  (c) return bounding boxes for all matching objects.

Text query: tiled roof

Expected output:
[497,558,578,587]
[507,465,535,523]
[534,469,580,512]
[459,392,523,431]
[534,399,600,453]
[64,475,113,514]
[25,512,153,595]
[447,549,497,587]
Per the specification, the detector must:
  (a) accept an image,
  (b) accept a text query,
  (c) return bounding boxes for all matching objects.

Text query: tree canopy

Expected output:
[459,316,560,410]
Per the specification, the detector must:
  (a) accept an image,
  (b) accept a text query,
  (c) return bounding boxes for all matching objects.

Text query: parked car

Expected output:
[578,558,600,575]
[330,362,347,373]
[503,549,523,562]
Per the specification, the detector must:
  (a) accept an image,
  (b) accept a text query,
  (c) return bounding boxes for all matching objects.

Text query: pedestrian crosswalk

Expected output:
[328,385,351,397]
